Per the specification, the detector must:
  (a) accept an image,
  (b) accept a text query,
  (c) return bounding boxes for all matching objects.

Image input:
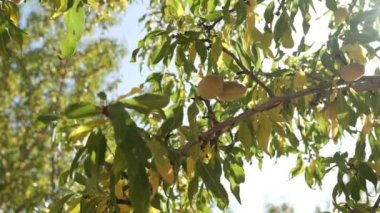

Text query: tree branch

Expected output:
[222,47,275,97]
[179,76,380,156]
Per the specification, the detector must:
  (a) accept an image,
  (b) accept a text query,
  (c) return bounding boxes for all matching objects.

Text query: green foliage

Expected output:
[0,1,126,211]
[2,0,380,212]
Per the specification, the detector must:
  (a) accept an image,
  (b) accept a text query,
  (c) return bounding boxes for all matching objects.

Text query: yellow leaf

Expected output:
[267,105,283,123]
[263,47,274,58]
[332,119,338,143]
[293,71,307,90]
[69,125,92,141]
[282,29,294,49]
[69,203,80,213]
[115,180,125,199]
[156,161,175,184]
[304,94,314,106]
[189,42,196,63]
[341,43,367,64]
[149,207,161,213]
[244,0,256,49]
[147,140,175,184]
[277,138,287,154]
[261,31,273,48]
[200,142,212,162]
[325,101,337,121]
[210,37,222,66]
[117,87,142,100]
[186,157,195,177]
[69,119,107,141]
[4,2,20,25]
[118,204,131,213]
[362,115,373,135]
[176,2,184,17]
[96,200,107,213]
[149,169,160,195]
[256,113,272,153]
[325,101,339,142]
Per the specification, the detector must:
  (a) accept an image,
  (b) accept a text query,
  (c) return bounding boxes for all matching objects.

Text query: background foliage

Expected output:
[0,0,127,211]
[1,0,380,212]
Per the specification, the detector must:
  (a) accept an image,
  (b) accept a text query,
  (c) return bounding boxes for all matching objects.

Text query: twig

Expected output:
[203,99,219,126]
[275,0,286,16]
[179,77,380,156]
[222,47,275,97]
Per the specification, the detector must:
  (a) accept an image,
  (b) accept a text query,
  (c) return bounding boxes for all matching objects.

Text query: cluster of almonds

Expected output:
[197,63,364,101]
[197,75,247,101]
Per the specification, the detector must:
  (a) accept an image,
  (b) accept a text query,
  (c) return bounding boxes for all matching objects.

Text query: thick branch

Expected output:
[222,47,275,97]
[179,77,380,156]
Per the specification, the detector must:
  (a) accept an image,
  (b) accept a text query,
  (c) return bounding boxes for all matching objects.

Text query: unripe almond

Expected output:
[197,75,224,100]
[218,81,247,101]
[340,63,365,82]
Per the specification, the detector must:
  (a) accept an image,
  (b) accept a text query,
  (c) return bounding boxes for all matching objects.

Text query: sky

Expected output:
[105,1,373,212]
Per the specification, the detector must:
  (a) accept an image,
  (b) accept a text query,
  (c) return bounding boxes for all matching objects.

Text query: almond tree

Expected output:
[2,0,380,212]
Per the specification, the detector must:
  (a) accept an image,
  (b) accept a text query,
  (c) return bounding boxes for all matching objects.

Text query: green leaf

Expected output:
[234,0,247,27]
[121,93,170,113]
[130,47,141,62]
[108,103,150,213]
[290,154,304,178]
[97,92,107,100]
[150,36,171,65]
[63,102,99,119]
[349,178,360,202]
[203,10,223,21]
[357,162,377,188]
[160,104,183,136]
[230,163,245,184]
[188,177,199,201]
[207,0,218,12]
[210,37,222,67]
[321,52,335,71]
[196,161,229,208]
[237,121,254,160]
[344,30,380,44]
[37,114,60,124]
[349,89,371,115]
[86,131,106,174]
[325,0,337,11]
[350,9,380,30]
[195,40,208,64]
[69,147,86,177]
[60,0,85,57]
[264,1,275,25]
[274,14,289,42]
[49,194,74,213]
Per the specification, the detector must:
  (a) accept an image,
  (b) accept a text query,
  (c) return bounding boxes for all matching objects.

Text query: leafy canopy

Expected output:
[2,0,380,212]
